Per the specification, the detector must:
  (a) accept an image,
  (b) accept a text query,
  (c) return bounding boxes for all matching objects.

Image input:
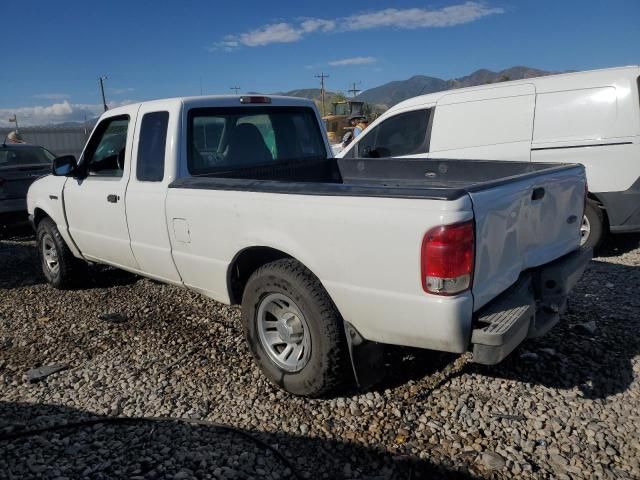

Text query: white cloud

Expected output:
[33,93,70,100]
[240,22,303,46]
[341,3,503,31]
[329,56,378,66]
[212,22,302,50]
[300,18,336,33]
[0,99,135,127]
[210,2,503,50]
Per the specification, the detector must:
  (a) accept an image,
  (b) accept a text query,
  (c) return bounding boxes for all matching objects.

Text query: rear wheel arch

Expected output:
[582,193,609,250]
[587,192,611,229]
[227,246,314,305]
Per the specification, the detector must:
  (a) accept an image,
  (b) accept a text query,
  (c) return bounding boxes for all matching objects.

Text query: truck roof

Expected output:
[388,65,640,113]
[105,95,317,116]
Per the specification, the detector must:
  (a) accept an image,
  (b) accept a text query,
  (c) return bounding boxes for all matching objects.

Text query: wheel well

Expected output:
[33,208,50,227]
[587,192,610,228]
[587,192,603,205]
[227,247,293,305]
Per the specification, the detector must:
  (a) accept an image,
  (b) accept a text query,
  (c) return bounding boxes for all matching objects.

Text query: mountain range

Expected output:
[281,66,556,110]
[13,66,558,127]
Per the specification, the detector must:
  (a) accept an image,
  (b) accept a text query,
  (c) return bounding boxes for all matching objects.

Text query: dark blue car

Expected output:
[0,143,55,224]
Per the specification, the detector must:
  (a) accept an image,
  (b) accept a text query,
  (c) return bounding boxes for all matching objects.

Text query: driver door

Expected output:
[63,107,140,269]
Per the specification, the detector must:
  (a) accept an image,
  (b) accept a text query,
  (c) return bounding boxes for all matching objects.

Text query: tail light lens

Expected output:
[421,221,475,295]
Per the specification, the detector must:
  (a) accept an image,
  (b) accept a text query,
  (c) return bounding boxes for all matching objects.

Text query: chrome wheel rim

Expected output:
[580,214,591,246]
[256,293,311,372]
[42,233,59,275]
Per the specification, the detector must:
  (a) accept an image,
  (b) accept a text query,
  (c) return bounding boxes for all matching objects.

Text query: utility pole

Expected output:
[315,73,329,116]
[348,81,361,98]
[230,86,241,95]
[98,75,108,112]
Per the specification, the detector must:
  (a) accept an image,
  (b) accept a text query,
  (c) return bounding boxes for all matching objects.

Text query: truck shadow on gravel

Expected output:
[368,348,463,396]
[0,401,474,480]
[469,259,639,400]
[0,232,139,290]
[596,233,640,258]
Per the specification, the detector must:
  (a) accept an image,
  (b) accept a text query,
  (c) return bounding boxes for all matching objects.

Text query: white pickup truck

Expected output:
[27,95,591,396]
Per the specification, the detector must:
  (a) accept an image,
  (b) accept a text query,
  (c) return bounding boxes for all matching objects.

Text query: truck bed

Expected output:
[169,157,580,200]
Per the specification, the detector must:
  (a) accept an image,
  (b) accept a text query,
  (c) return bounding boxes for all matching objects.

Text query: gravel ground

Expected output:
[1,226,639,479]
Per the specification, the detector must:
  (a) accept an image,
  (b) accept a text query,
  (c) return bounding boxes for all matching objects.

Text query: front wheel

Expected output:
[580,200,606,251]
[36,217,86,288]
[241,259,349,397]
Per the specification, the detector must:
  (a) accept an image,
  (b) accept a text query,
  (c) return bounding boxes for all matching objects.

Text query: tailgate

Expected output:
[470,164,586,310]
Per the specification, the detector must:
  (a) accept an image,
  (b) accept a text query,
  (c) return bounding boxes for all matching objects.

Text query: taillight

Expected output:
[421,221,475,295]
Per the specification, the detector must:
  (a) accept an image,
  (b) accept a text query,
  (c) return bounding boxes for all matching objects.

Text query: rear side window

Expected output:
[357,109,431,158]
[137,111,169,182]
[187,107,326,175]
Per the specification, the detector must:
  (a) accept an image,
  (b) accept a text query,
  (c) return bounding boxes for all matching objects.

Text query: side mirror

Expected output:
[52,155,77,176]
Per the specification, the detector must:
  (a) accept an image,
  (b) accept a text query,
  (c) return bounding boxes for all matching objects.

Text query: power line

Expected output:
[230,86,241,95]
[315,73,329,116]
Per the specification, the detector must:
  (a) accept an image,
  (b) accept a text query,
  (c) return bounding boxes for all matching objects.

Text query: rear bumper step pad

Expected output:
[471,277,535,365]
[470,247,592,365]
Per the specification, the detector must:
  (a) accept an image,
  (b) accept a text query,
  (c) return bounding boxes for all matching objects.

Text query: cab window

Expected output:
[83,116,130,177]
[187,107,326,174]
[357,109,431,158]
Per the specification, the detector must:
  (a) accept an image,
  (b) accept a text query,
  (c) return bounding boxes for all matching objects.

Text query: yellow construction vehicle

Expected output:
[322,100,365,144]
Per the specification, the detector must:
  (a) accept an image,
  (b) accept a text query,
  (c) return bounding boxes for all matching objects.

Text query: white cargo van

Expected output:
[338,66,640,249]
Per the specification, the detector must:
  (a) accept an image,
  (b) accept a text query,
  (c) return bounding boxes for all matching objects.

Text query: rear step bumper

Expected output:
[471,247,592,365]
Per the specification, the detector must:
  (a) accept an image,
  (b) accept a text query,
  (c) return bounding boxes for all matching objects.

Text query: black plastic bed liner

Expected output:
[169,157,580,201]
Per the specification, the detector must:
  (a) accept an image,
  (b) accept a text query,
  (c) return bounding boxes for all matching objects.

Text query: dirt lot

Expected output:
[1,226,639,479]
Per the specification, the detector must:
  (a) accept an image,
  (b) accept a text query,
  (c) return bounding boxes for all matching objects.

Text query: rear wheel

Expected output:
[241,258,349,397]
[36,217,86,288]
[580,199,606,251]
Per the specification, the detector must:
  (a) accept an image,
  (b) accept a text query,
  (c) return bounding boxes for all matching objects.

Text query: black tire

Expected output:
[581,200,606,251]
[241,258,349,397]
[36,217,86,289]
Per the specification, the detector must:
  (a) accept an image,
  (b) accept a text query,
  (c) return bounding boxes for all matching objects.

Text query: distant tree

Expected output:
[333,91,347,103]
[485,74,511,85]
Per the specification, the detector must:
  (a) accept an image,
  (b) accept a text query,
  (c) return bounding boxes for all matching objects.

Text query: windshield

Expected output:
[187,107,326,175]
[0,146,55,168]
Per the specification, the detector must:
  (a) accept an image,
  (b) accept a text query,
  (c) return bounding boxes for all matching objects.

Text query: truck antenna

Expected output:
[98,75,108,112]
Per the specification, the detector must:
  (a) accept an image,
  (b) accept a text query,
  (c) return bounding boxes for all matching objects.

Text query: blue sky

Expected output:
[1,0,638,125]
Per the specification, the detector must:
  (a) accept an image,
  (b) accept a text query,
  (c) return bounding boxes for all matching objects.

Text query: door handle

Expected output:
[531,187,545,201]
[107,194,119,203]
